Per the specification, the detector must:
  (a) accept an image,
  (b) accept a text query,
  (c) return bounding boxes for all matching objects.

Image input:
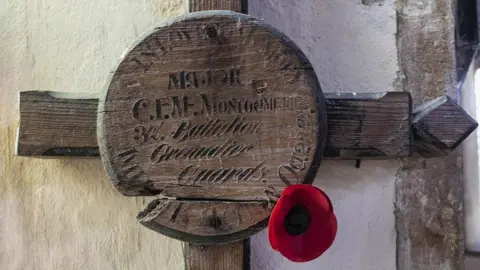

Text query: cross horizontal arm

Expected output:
[16,90,476,159]
[16,91,99,157]
[324,92,411,158]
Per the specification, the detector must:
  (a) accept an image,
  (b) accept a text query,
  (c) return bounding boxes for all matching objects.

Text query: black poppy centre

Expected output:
[284,205,311,236]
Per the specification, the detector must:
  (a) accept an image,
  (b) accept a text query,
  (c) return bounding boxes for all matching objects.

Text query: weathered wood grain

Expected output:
[22,89,477,162]
[97,11,327,199]
[16,91,416,160]
[324,92,412,159]
[185,240,248,270]
[137,199,269,244]
[412,95,478,158]
[188,0,247,13]
[16,91,99,157]
[185,3,251,270]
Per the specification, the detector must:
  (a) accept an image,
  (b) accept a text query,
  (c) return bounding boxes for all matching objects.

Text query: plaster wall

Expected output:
[0,0,399,269]
[462,56,480,254]
[249,1,398,269]
[0,1,186,269]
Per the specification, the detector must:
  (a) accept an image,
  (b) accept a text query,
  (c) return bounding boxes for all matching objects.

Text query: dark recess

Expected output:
[361,0,384,6]
[455,0,478,80]
[243,238,250,270]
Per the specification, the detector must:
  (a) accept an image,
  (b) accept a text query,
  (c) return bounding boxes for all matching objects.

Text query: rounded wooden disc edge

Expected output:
[97,10,328,196]
[136,199,270,244]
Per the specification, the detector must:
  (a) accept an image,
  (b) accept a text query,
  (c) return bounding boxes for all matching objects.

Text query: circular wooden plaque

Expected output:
[98,11,326,242]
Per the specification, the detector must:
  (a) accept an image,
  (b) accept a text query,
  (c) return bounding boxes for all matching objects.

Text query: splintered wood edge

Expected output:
[17,91,417,159]
[137,198,270,244]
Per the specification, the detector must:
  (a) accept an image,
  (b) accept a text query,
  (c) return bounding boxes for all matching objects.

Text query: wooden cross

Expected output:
[14,1,478,269]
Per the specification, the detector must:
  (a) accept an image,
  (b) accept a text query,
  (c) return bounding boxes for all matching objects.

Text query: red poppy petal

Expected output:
[268,193,294,250]
[316,186,334,213]
[268,184,337,263]
[288,211,337,262]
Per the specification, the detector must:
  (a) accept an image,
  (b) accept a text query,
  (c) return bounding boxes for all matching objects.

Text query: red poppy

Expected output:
[268,184,337,263]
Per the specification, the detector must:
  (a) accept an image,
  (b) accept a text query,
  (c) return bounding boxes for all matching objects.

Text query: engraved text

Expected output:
[150,140,253,163]
[171,116,260,142]
[177,162,268,184]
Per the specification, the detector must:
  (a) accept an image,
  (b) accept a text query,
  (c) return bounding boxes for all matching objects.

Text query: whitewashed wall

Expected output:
[249,1,398,269]
[0,1,185,269]
[461,55,480,254]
